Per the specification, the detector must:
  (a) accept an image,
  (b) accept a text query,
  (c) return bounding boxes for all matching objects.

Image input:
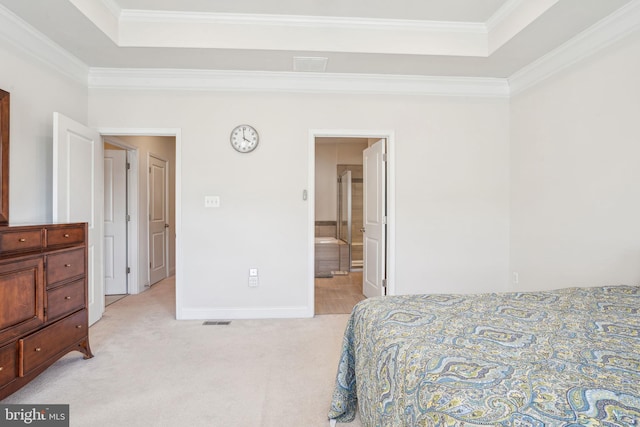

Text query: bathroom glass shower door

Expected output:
[338,170,352,271]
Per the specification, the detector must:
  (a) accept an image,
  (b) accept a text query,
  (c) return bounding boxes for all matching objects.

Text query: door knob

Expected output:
[164,224,170,228]
[360,228,366,233]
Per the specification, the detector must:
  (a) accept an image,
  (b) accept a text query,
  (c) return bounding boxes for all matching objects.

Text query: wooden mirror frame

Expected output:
[0,89,9,225]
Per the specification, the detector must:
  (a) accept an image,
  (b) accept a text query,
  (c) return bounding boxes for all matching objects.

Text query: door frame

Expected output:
[103,136,139,295]
[147,152,170,285]
[98,128,183,319]
[308,129,396,316]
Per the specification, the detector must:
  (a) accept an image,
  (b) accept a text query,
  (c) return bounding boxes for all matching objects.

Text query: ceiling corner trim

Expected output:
[487,0,560,54]
[0,4,88,84]
[508,0,640,96]
[88,68,509,98]
[100,0,122,18]
[485,0,526,31]
[68,0,120,43]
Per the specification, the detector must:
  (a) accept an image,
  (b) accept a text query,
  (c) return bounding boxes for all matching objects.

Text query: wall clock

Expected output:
[230,124,259,153]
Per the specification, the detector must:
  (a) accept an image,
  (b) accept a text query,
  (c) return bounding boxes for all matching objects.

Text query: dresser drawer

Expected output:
[46,225,85,248]
[19,309,87,376]
[0,229,42,254]
[0,257,45,344]
[0,342,17,386]
[47,279,85,321]
[46,248,85,287]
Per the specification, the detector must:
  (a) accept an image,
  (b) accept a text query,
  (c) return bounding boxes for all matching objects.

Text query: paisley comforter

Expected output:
[329,286,640,426]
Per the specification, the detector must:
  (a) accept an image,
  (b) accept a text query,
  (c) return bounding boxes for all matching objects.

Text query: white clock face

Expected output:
[230,125,259,153]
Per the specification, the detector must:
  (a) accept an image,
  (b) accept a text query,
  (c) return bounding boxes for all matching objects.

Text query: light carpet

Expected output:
[2,277,362,427]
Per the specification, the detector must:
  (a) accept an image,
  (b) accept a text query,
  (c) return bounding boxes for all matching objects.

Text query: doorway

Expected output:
[54,116,182,325]
[309,130,395,316]
[102,135,177,306]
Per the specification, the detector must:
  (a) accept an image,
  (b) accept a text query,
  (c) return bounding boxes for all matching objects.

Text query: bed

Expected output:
[329,285,640,426]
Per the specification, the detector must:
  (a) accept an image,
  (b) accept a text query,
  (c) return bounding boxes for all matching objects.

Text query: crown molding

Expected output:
[119,9,486,33]
[69,0,120,43]
[100,0,121,18]
[485,0,524,32]
[0,4,88,84]
[116,9,487,56]
[88,68,509,97]
[508,0,640,96]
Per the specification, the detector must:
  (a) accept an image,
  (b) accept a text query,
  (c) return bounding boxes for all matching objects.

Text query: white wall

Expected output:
[510,32,640,291]
[396,97,510,295]
[89,90,510,317]
[0,40,87,223]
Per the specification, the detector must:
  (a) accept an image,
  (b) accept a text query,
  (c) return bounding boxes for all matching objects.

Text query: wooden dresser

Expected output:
[0,223,93,400]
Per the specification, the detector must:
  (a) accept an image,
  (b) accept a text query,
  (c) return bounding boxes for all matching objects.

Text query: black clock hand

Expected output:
[242,128,249,142]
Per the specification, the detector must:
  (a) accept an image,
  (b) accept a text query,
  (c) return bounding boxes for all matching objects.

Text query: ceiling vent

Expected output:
[293,56,328,72]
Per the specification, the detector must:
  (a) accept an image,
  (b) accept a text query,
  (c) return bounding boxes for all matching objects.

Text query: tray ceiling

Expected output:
[0,0,634,78]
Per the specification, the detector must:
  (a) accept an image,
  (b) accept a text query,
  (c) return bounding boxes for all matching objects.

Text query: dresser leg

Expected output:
[78,339,94,359]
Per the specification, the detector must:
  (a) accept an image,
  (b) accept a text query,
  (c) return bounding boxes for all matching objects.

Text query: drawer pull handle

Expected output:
[76,325,83,329]
[0,366,3,371]
[65,264,72,267]
[35,347,41,352]
[64,234,70,238]
[65,296,72,300]
[19,238,26,242]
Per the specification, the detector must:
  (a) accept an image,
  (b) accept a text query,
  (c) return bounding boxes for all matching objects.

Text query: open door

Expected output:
[362,139,386,298]
[53,113,104,326]
[148,154,169,285]
[104,149,128,295]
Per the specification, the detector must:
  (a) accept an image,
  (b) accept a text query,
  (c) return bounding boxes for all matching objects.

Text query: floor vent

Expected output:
[203,321,231,326]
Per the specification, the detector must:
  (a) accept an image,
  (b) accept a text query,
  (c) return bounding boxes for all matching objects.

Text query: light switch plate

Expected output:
[204,196,220,208]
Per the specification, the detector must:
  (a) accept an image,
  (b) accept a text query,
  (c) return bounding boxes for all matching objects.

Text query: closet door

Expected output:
[148,154,169,285]
[104,149,128,295]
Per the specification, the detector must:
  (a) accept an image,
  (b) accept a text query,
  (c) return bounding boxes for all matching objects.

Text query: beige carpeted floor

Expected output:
[2,276,363,427]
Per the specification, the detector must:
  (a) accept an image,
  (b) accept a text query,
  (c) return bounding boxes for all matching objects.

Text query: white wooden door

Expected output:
[149,154,168,285]
[104,149,128,295]
[53,113,104,326]
[362,139,386,298]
